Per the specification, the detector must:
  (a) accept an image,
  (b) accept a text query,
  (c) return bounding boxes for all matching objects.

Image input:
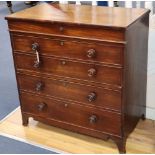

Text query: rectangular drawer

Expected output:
[20,92,122,136]
[17,73,121,111]
[9,21,125,42]
[15,53,122,86]
[12,35,124,66]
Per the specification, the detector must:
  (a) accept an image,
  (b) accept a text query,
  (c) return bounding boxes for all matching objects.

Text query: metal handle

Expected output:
[36,82,44,91]
[89,115,97,124]
[87,92,97,102]
[32,43,40,68]
[87,49,96,58]
[32,42,39,51]
[88,68,96,77]
[37,103,46,111]
[33,60,40,68]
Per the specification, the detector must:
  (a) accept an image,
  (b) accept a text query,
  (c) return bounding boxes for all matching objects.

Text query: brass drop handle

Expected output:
[87,92,97,102]
[37,103,46,111]
[87,49,96,58]
[88,68,96,77]
[32,43,40,68]
[35,82,44,91]
[89,115,98,124]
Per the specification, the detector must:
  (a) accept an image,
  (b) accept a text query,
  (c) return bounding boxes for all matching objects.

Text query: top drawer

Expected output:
[8,21,125,42]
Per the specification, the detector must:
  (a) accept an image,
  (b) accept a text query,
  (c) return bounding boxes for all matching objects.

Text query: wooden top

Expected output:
[6,3,150,28]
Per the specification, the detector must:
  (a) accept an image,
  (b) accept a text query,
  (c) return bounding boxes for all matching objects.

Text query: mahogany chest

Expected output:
[6,3,150,153]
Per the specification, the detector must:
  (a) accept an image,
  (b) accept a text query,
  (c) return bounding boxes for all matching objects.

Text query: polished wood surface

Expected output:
[12,34,124,66]
[20,92,121,136]
[18,73,122,111]
[9,21,125,42]
[15,53,122,86]
[6,4,150,153]
[123,12,149,137]
[6,3,149,28]
[0,108,155,154]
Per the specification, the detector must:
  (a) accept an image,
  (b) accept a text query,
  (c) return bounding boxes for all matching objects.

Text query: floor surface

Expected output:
[0,108,155,154]
[0,134,56,154]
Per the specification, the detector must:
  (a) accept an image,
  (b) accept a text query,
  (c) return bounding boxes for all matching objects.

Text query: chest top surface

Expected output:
[6,3,149,28]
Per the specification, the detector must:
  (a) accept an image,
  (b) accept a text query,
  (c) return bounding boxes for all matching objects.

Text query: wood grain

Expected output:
[14,52,122,86]
[17,73,122,112]
[12,34,124,66]
[20,92,122,136]
[6,3,149,28]
[123,11,149,137]
[0,108,154,154]
[6,3,150,153]
[8,20,125,42]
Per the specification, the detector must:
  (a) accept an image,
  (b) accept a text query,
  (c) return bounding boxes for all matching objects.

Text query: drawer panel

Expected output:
[20,92,122,136]
[15,53,122,86]
[9,21,125,42]
[17,73,121,111]
[12,35,123,65]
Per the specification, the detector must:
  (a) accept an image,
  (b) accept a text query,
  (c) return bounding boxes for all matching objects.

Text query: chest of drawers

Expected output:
[6,3,150,153]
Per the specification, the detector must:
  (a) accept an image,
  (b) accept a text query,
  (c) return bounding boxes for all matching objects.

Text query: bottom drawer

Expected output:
[20,92,122,136]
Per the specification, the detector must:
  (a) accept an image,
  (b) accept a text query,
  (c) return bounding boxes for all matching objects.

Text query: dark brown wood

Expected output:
[12,34,124,66]
[6,4,150,153]
[8,20,125,42]
[123,12,149,138]
[5,3,149,28]
[14,52,122,86]
[11,31,125,45]
[141,114,146,120]
[20,92,122,136]
[112,137,126,154]
[17,73,122,112]
[21,112,29,126]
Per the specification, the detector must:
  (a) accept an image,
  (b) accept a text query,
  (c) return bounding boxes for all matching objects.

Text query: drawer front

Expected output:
[12,35,123,65]
[20,92,121,136]
[15,53,122,86]
[9,21,125,42]
[18,73,122,111]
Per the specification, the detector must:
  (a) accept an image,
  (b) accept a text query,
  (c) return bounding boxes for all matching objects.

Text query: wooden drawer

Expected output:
[20,92,121,136]
[17,73,122,111]
[15,53,122,86]
[12,35,124,66]
[9,21,125,42]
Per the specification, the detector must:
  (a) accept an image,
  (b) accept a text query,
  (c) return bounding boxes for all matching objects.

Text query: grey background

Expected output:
[0,135,56,153]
